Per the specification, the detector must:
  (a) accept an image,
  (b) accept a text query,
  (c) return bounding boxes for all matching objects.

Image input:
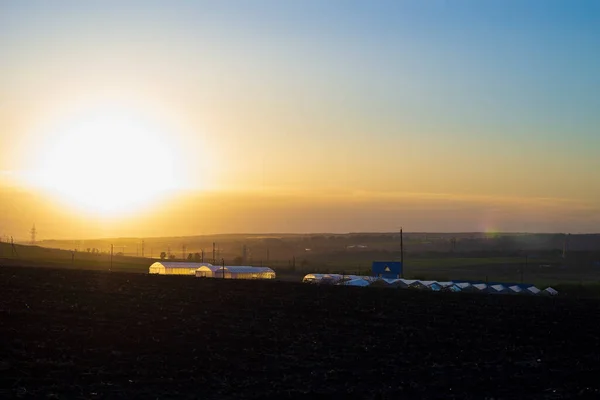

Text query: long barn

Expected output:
[204,266,276,280]
[148,262,215,276]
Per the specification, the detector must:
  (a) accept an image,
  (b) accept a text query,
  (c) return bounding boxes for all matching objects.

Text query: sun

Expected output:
[31,105,183,214]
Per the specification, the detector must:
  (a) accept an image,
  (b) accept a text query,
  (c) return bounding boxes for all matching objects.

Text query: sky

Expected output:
[1,0,600,239]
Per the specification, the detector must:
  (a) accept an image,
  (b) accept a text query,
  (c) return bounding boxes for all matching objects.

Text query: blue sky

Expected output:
[1,0,599,236]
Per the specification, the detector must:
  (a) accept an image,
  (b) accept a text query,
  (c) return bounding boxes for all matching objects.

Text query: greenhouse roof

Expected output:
[340,279,370,287]
[152,262,215,269]
[215,266,275,274]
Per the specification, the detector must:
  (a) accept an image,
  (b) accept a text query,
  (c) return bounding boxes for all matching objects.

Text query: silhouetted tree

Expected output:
[160,252,167,260]
[169,254,176,260]
[193,252,202,262]
[187,253,193,261]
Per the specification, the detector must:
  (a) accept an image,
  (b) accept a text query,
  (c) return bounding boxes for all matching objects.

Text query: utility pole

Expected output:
[11,236,18,258]
[141,240,145,258]
[562,234,569,260]
[182,244,186,260]
[521,255,528,284]
[400,228,404,278]
[110,244,113,272]
[212,242,216,264]
[30,224,37,245]
[201,248,204,263]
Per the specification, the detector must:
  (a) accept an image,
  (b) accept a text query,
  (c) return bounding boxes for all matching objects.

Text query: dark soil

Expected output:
[1,266,600,399]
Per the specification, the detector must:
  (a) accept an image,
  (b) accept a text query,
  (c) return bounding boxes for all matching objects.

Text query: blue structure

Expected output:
[372,261,403,279]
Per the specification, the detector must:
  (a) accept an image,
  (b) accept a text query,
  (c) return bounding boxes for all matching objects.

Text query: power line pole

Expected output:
[141,240,145,258]
[182,244,186,260]
[521,255,528,284]
[11,236,18,258]
[400,228,404,278]
[30,224,37,245]
[110,244,113,272]
[212,242,216,264]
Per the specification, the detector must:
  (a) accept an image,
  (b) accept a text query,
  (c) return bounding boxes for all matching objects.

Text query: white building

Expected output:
[195,264,222,278]
[210,266,276,280]
[149,262,214,276]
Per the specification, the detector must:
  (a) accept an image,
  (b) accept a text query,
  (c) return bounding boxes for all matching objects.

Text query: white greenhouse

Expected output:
[507,285,524,295]
[302,273,368,284]
[472,283,488,292]
[524,286,541,295]
[394,279,417,289]
[369,278,398,288]
[408,280,431,290]
[194,264,223,278]
[421,281,443,291]
[339,278,370,287]
[438,282,462,292]
[487,284,508,294]
[390,280,409,289]
[149,262,215,276]
[542,287,559,296]
[455,282,474,292]
[211,266,276,280]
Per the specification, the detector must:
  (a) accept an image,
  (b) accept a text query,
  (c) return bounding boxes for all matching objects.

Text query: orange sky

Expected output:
[1,1,599,239]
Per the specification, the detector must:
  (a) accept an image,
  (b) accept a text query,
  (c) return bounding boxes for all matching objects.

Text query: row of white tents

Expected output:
[302,274,558,296]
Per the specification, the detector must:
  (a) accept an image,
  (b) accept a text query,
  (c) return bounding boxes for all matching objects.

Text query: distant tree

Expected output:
[86,248,91,253]
[187,253,193,261]
[160,252,167,260]
[193,253,202,262]
[169,254,176,260]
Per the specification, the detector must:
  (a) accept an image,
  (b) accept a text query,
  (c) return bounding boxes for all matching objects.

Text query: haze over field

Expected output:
[1,1,599,239]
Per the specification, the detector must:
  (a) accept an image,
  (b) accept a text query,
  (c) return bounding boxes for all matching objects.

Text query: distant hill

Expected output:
[0,242,152,273]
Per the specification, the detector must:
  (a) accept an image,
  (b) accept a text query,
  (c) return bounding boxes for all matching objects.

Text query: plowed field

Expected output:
[1,266,599,399]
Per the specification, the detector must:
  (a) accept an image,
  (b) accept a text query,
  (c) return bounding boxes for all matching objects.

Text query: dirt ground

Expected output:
[1,266,600,399]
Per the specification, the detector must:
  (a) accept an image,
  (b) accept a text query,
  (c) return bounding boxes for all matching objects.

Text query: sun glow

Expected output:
[30,105,184,214]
